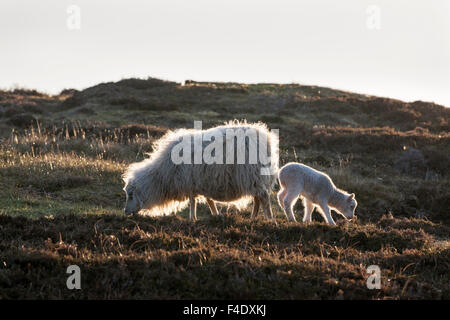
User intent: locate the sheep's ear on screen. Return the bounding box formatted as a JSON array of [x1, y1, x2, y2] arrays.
[[348, 193, 355, 200]]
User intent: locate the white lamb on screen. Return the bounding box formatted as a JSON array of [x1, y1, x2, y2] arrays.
[[277, 162, 357, 225]]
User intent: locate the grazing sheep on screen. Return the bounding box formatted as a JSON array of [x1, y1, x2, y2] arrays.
[[122, 121, 278, 222], [277, 162, 357, 225]]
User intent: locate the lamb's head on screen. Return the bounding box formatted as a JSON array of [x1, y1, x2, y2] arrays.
[[340, 193, 357, 219], [123, 181, 143, 216]]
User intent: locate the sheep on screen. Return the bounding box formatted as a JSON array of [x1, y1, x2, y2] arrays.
[[277, 162, 357, 225], [122, 121, 279, 222]]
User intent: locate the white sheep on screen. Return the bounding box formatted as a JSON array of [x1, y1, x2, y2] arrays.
[[122, 121, 278, 222], [277, 162, 357, 225]]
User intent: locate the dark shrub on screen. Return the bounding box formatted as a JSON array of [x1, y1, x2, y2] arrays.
[[116, 78, 177, 90], [60, 92, 85, 109], [3, 106, 25, 117], [383, 107, 421, 123], [12, 89, 44, 96], [394, 148, 426, 177], [60, 88, 79, 96], [423, 149, 450, 174], [362, 97, 405, 114], [110, 96, 178, 111], [8, 113, 36, 127]]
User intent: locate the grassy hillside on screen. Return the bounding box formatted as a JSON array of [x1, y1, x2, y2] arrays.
[[0, 78, 449, 299]]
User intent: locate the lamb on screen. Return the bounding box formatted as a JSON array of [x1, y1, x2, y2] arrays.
[[122, 121, 278, 222], [277, 162, 357, 225]]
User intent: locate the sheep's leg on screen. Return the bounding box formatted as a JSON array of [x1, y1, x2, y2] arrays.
[[251, 196, 260, 219], [282, 188, 301, 222], [206, 198, 219, 216], [257, 196, 269, 220], [189, 195, 197, 221], [318, 202, 336, 226], [277, 187, 288, 210], [260, 193, 277, 225], [302, 198, 315, 223]]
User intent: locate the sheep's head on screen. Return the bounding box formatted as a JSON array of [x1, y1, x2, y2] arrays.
[[123, 182, 142, 216], [342, 193, 357, 219]]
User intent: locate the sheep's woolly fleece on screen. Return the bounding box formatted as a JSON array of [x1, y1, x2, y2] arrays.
[[123, 120, 279, 216]]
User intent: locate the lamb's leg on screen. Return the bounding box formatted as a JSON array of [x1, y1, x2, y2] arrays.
[[189, 195, 197, 221], [206, 198, 219, 216], [251, 196, 260, 219], [302, 198, 315, 223], [277, 187, 288, 210], [318, 202, 336, 226], [260, 192, 277, 225], [282, 188, 301, 222]]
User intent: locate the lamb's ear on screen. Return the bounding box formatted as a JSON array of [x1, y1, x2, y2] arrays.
[[348, 193, 355, 201]]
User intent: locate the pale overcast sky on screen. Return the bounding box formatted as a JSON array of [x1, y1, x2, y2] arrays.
[[1, 0, 449, 106]]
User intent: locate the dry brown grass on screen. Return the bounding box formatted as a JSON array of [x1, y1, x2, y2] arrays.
[[0, 78, 448, 299], [1, 214, 448, 299]]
